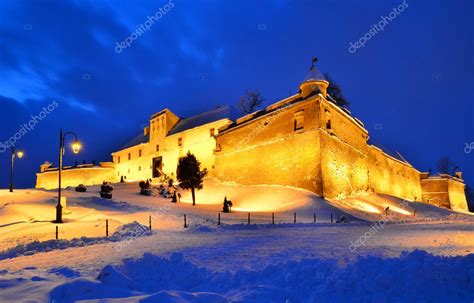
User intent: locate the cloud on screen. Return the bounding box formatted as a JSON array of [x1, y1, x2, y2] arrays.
[[67, 98, 97, 113], [179, 38, 208, 63], [0, 68, 48, 103]]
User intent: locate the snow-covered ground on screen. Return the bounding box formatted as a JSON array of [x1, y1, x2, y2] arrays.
[[0, 179, 473, 302]]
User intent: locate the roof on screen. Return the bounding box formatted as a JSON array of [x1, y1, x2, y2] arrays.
[[167, 105, 240, 136], [219, 94, 304, 134], [117, 105, 240, 151], [303, 65, 326, 83], [368, 139, 411, 166], [120, 132, 149, 150], [150, 108, 172, 119]]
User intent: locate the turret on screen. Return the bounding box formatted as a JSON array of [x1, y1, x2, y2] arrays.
[[300, 57, 329, 98]]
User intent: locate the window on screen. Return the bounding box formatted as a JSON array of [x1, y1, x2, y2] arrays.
[[210, 128, 215, 137], [293, 110, 304, 131], [118, 156, 121, 164], [139, 149, 142, 157], [326, 119, 332, 130], [156, 144, 160, 152], [325, 109, 331, 130], [128, 153, 131, 160], [138, 166, 141, 171], [178, 137, 183, 146], [128, 168, 130, 174]]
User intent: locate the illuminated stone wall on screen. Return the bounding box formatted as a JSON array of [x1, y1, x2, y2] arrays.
[[160, 119, 232, 178], [367, 146, 422, 202], [215, 97, 323, 195], [319, 132, 369, 199], [318, 101, 369, 199], [421, 176, 467, 211], [111, 119, 231, 182], [421, 177, 452, 208], [36, 166, 115, 189], [448, 179, 468, 211], [113, 144, 151, 182], [215, 93, 467, 211]]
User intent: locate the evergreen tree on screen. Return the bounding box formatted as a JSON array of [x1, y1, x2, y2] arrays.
[[176, 151, 208, 206], [323, 73, 349, 108]]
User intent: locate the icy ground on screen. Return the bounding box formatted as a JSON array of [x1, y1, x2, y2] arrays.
[[0, 179, 473, 302]]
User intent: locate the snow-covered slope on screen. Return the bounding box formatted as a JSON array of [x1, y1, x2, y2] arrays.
[[1, 178, 473, 303], [1, 178, 472, 252]]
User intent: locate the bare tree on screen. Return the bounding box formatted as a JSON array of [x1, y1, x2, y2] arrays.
[[436, 156, 457, 175], [238, 90, 265, 114], [324, 73, 349, 108]]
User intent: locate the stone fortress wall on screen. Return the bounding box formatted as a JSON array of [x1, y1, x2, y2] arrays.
[[36, 163, 115, 190], [35, 64, 468, 211], [214, 93, 426, 203], [214, 72, 467, 211], [214, 96, 323, 196]]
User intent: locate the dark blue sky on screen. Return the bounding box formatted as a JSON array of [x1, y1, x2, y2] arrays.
[[0, 0, 472, 189]]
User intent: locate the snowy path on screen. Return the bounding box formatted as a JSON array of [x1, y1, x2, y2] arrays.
[[1, 222, 474, 302], [1, 223, 473, 276]]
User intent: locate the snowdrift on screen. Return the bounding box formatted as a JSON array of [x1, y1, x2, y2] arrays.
[[0, 222, 151, 260], [176, 178, 321, 211], [330, 193, 474, 222], [177, 178, 472, 223], [47, 251, 474, 303]]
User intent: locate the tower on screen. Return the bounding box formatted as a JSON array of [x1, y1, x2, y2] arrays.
[[299, 57, 329, 98]]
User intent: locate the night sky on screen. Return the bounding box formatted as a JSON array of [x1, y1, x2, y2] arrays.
[[0, 0, 472, 189]]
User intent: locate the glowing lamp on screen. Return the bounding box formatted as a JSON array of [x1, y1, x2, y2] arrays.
[[16, 150, 24, 159], [72, 141, 81, 154]]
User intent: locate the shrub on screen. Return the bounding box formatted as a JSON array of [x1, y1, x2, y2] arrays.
[[75, 184, 87, 192]]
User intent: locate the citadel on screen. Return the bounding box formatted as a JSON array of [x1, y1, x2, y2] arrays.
[[36, 62, 469, 211]]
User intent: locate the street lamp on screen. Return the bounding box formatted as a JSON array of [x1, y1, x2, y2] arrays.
[[56, 129, 81, 223], [9, 146, 24, 192]]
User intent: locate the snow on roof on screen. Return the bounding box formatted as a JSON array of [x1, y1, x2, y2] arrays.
[[302, 65, 326, 83], [150, 108, 172, 119], [120, 132, 149, 150], [368, 139, 412, 166], [167, 105, 240, 136], [118, 105, 240, 150]]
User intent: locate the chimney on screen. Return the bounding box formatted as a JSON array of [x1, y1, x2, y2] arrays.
[[144, 126, 150, 136]]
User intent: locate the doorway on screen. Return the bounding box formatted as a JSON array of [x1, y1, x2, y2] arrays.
[[152, 156, 163, 178]]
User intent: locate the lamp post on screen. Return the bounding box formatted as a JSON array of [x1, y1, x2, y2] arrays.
[[56, 129, 81, 223], [9, 146, 24, 192]]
